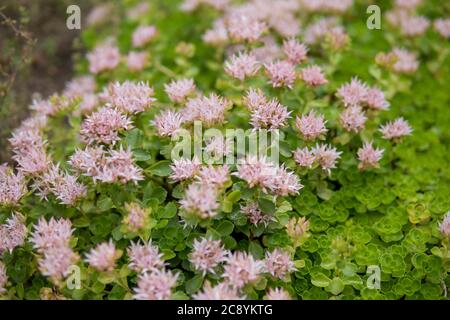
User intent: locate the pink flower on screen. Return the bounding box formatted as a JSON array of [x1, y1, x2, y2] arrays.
[[265, 287, 291, 300], [180, 183, 219, 219], [101, 81, 156, 114], [264, 60, 297, 88], [87, 42, 120, 74], [226, 14, 267, 42], [124, 203, 149, 232], [0, 213, 27, 254], [86, 4, 113, 26], [251, 36, 282, 64], [204, 136, 233, 159], [223, 251, 263, 289], [339, 106, 367, 133], [224, 52, 260, 80], [434, 19, 450, 39], [133, 269, 178, 300], [0, 262, 7, 293], [241, 202, 274, 227], [203, 19, 229, 45], [379, 118, 413, 140], [96, 147, 144, 184], [183, 93, 231, 127], [127, 241, 165, 273], [170, 157, 202, 182], [126, 51, 149, 71], [400, 15, 430, 37], [69, 146, 105, 178], [357, 141, 384, 170], [30, 217, 73, 252], [312, 144, 342, 173], [264, 249, 296, 279], [243, 88, 267, 111], [193, 282, 245, 300], [76, 93, 99, 116], [250, 98, 291, 130], [395, 0, 423, 10], [282, 39, 308, 64], [293, 147, 315, 168], [132, 25, 157, 48], [304, 17, 339, 44], [151, 110, 184, 138], [295, 111, 328, 140], [392, 48, 419, 74], [38, 245, 79, 281], [80, 106, 133, 145], [63, 76, 96, 98], [300, 65, 328, 87], [325, 27, 350, 50], [164, 78, 196, 103], [196, 165, 230, 188], [86, 240, 120, 272], [365, 87, 390, 110], [0, 166, 27, 206], [439, 212, 450, 238], [51, 171, 87, 206], [189, 238, 228, 275], [336, 77, 368, 107], [271, 165, 303, 196], [234, 156, 278, 193]]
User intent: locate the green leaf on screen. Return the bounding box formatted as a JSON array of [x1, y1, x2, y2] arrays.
[[133, 149, 151, 162], [258, 198, 275, 215], [226, 190, 241, 203], [216, 220, 234, 236], [185, 275, 203, 295], [147, 160, 172, 177], [161, 202, 177, 218], [311, 273, 331, 287], [326, 277, 345, 295]]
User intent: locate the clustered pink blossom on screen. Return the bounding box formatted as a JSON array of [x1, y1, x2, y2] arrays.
[[301, 0, 353, 13], [264, 249, 296, 279], [204, 136, 233, 159], [282, 39, 308, 64], [264, 60, 296, 88], [203, 19, 229, 45], [224, 52, 260, 80], [100, 81, 156, 114], [379, 118, 413, 141], [234, 156, 302, 196], [265, 287, 291, 300], [196, 165, 230, 188], [434, 19, 450, 39], [170, 157, 202, 182], [189, 238, 228, 275], [127, 241, 165, 273], [133, 269, 178, 300], [226, 14, 267, 43], [439, 212, 450, 238], [249, 98, 291, 130], [0, 213, 27, 254], [357, 141, 384, 170], [295, 111, 328, 140], [222, 251, 263, 289], [69, 146, 143, 184], [151, 110, 184, 137], [164, 78, 196, 103], [336, 77, 368, 107], [63, 76, 96, 98], [293, 147, 315, 168], [251, 36, 282, 64], [38, 245, 79, 280], [86, 4, 113, 27], [311, 144, 342, 174], [391, 48, 419, 74], [300, 65, 328, 87], [126, 51, 149, 72], [30, 217, 73, 252], [193, 282, 244, 300], [243, 88, 267, 111], [399, 15, 430, 37], [183, 94, 231, 127], [304, 17, 339, 45], [339, 106, 367, 133], [240, 202, 273, 227], [365, 87, 390, 110], [86, 240, 119, 272], [395, 0, 423, 10], [124, 202, 148, 232], [179, 183, 219, 218], [87, 42, 120, 74], [132, 25, 157, 48], [0, 165, 27, 206], [0, 262, 8, 294], [80, 106, 133, 145]]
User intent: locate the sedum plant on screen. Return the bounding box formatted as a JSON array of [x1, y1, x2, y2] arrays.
[[0, 0, 450, 300]]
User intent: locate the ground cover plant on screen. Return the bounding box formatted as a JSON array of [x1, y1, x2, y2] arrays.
[[0, 0, 450, 300]]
